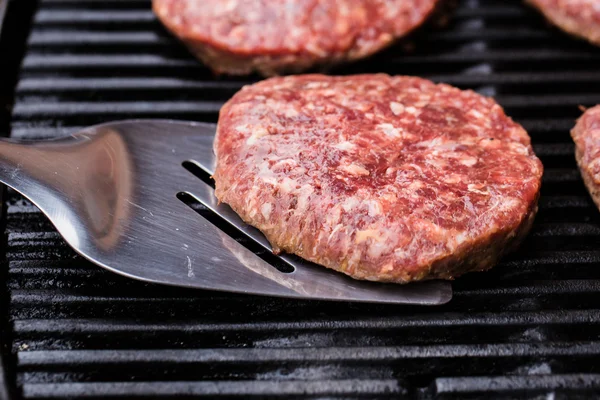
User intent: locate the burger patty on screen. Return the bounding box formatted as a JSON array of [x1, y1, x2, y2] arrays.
[[213, 74, 543, 284], [571, 105, 600, 209], [153, 0, 438, 77], [527, 0, 600, 46]]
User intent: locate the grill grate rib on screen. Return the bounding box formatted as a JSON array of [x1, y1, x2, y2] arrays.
[[2, 0, 600, 398]]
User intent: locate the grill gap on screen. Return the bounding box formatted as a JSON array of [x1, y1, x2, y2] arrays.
[[181, 160, 214, 189]]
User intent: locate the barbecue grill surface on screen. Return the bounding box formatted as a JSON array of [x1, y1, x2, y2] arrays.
[[2, 0, 600, 398]]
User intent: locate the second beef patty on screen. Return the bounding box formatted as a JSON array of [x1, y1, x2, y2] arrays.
[[153, 0, 439, 76]]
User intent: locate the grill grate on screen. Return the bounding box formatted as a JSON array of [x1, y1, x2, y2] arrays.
[[2, 0, 600, 398]]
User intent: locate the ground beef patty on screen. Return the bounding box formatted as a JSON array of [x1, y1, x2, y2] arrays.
[[152, 0, 438, 77], [572, 105, 600, 209], [527, 0, 600, 46], [213, 74, 543, 283]]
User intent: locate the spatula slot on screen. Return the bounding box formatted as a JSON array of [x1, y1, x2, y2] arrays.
[[176, 192, 295, 274], [182, 160, 214, 189]]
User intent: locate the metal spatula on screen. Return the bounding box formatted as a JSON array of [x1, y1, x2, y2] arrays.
[[0, 119, 451, 305]]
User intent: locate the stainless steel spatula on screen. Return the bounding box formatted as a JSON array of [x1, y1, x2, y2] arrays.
[[0, 119, 452, 304]]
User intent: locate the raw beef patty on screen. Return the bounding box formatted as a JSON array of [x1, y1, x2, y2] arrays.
[[528, 0, 600, 46], [153, 0, 439, 76], [213, 74, 543, 283], [572, 105, 600, 209]]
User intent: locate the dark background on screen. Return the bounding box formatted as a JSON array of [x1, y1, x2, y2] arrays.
[[2, 0, 600, 398]]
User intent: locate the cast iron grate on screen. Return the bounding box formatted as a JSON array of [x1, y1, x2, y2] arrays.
[[2, 0, 600, 398]]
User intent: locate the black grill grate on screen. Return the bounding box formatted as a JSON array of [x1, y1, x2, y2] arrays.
[[2, 0, 600, 398]]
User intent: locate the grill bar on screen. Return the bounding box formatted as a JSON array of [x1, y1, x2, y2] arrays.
[[22, 380, 403, 399], [17, 343, 600, 365], [19, 50, 600, 71], [34, 10, 155, 24], [435, 375, 600, 397], [16, 72, 600, 92], [12, 309, 600, 332]]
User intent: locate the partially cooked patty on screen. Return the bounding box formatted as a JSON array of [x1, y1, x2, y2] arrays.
[[153, 0, 438, 77], [213, 74, 543, 283], [527, 0, 600, 46], [572, 105, 600, 209]]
